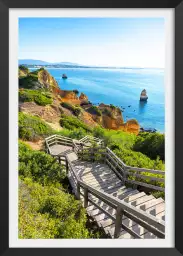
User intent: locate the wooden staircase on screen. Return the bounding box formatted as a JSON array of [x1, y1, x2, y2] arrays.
[[45, 135, 165, 239]]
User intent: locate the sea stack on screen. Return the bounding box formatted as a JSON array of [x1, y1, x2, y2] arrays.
[[62, 74, 67, 79], [140, 89, 148, 101]]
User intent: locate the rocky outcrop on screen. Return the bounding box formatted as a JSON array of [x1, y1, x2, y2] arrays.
[[121, 119, 140, 135], [62, 74, 67, 79], [98, 104, 124, 129], [19, 68, 59, 92], [19, 66, 29, 77], [38, 69, 59, 90], [19, 101, 62, 125], [60, 90, 78, 100], [80, 111, 99, 128], [140, 89, 148, 101], [79, 93, 88, 103], [18, 66, 140, 135]]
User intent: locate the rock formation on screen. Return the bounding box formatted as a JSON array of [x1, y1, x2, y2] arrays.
[[19, 68, 59, 92], [62, 74, 67, 79], [140, 89, 148, 101], [79, 93, 88, 103], [122, 119, 140, 135], [18, 66, 140, 135], [98, 104, 124, 130], [19, 65, 29, 77]]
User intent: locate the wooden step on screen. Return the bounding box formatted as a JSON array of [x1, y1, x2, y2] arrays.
[[146, 202, 165, 216], [101, 182, 124, 194], [124, 192, 146, 203], [140, 197, 164, 211], [82, 173, 115, 183], [117, 189, 139, 200], [82, 172, 117, 183], [156, 211, 165, 221], [131, 195, 154, 207]]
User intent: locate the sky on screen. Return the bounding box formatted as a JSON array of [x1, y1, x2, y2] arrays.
[[19, 18, 165, 68]]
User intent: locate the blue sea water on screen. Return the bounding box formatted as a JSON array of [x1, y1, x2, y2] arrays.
[[32, 68, 165, 132]]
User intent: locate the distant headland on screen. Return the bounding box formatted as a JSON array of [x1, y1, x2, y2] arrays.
[[19, 59, 163, 70]]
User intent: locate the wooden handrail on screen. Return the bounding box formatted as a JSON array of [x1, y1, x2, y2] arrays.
[[65, 155, 165, 238], [45, 135, 165, 238], [45, 135, 165, 191]]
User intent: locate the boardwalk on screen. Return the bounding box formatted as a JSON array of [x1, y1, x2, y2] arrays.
[[46, 135, 165, 239]]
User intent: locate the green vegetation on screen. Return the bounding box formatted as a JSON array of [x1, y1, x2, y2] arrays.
[[19, 74, 39, 89], [19, 68, 44, 89], [56, 128, 88, 140], [19, 177, 90, 238], [60, 114, 92, 133], [19, 141, 64, 186], [19, 89, 53, 106], [110, 104, 116, 109], [19, 141, 104, 238], [61, 102, 82, 117], [19, 65, 29, 74], [87, 106, 102, 116], [73, 89, 79, 95], [133, 132, 165, 160], [18, 67, 165, 235], [93, 126, 136, 149], [19, 112, 53, 141], [101, 108, 114, 118], [93, 126, 164, 169]]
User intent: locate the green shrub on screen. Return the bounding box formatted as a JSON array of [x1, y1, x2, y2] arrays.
[[102, 108, 114, 118], [19, 65, 29, 73], [110, 104, 116, 109], [87, 106, 102, 116], [60, 114, 92, 133], [19, 89, 53, 106], [73, 89, 79, 95], [113, 147, 165, 190], [19, 178, 90, 238], [61, 102, 82, 117], [56, 128, 88, 140], [19, 141, 65, 186], [93, 126, 136, 149], [19, 112, 53, 141], [133, 132, 165, 160]]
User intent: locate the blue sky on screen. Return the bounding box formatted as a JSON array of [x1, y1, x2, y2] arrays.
[[19, 18, 165, 68]]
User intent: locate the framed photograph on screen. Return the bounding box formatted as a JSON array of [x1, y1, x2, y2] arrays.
[[0, 0, 183, 255]]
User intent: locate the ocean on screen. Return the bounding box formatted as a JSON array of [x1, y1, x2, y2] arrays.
[[32, 68, 165, 132]]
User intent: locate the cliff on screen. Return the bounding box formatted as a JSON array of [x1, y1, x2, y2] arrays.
[[18, 67, 140, 135], [19, 68, 59, 92], [83, 103, 139, 134], [19, 65, 29, 77], [98, 104, 124, 129], [121, 119, 140, 135], [79, 93, 88, 103]]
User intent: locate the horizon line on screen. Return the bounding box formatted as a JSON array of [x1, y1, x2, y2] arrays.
[[18, 59, 164, 69]]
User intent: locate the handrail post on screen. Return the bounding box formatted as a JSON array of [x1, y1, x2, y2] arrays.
[[77, 183, 80, 200], [84, 187, 88, 208], [123, 166, 127, 184], [114, 206, 123, 238], [66, 159, 69, 174]]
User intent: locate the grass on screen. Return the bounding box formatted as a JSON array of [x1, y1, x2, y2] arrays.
[[19, 89, 53, 106], [87, 106, 102, 116], [60, 114, 92, 133], [19, 112, 53, 141]]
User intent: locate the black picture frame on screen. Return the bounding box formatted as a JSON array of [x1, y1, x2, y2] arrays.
[[0, 0, 182, 255]]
